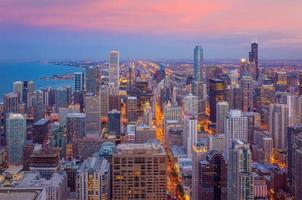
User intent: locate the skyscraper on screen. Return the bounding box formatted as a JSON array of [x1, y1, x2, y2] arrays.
[[55, 87, 68, 111], [4, 92, 19, 114], [126, 96, 138, 123], [100, 85, 109, 120], [108, 109, 121, 136], [193, 45, 203, 81], [32, 90, 45, 122], [228, 140, 254, 200], [109, 51, 120, 94], [209, 79, 225, 122], [86, 66, 100, 94], [216, 101, 229, 134], [112, 142, 167, 200], [85, 94, 101, 137], [13, 81, 24, 103], [183, 115, 198, 158], [249, 41, 259, 80], [224, 110, 248, 160], [240, 76, 253, 112], [269, 104, 289, 149], [74, 72, 85, 92], [200, 150, 227, 200], [183, 93, 198, 116], [287, 95, 302, 126], [6, 113, 26, 165], [66, 112, 86, 141], [77, 156, 110, 200]]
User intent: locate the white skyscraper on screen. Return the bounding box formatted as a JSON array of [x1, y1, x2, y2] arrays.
[[269, 104, 289, 149], [216, 101, 229, 134], [183, 93, 198, 116], [287, 95, 302, 126], [109, 51, 120, 94], [224, 109, 248, 160], [13, 81, 24, 103], [228, 140, 254, 200], [183, 115, 198, 159], [6, 113, 26, 165]]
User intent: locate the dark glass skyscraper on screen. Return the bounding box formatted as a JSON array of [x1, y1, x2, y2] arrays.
[[209, 79, 225, 122], [249, 41, 259, 80]]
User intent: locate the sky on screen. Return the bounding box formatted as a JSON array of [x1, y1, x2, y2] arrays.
[[0, 0, 302, 61]]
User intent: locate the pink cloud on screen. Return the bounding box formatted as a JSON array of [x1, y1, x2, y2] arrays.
[[0, 0, 301, 39]]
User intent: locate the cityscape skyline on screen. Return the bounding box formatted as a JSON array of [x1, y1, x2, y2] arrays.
[[1, 1, 302, 61]]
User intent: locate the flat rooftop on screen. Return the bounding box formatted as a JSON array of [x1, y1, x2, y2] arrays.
[[0, 188, 43, 200]]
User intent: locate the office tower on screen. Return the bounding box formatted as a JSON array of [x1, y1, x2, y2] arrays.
[[192, 138, 208, 200], [66, 86, 72, 105], [66, 113, 86, 141], [193, 45, 203, 81], [240, 76, 253, 112], [228, 140, 254, 200], [49, 122, 66, 156], [287, 126, 302, 192], [126, 96, 138, 123], [216, 101, 229, 134], [183, 93, 198, 116], [74, 72, 85, 92], [253, 130, 273, 163], [164, 103, 182, 122], [143, 102, 152, 126], [33, 118, 50, 144], [287, 95, 302, 126], [209, 79, 225, 122], [109, 50, 120, 93], [13, 81, 24, 103], [135, 125, 156, 143], [275, 72, 288, 92], [224, 110, 248, 160], [86, 66, 100, 94], [6, 113, 26, 165], [183, 115, 198, 159], [200, 150, 227, 200], [209, 134, 225, 152], [85, 94, 101, 137], [249, 41, 259, 80], [108, 109, 121, 136], [192, 80, 206, 119], [243, 112, 261, 144], [240, 58, 249, 77], [77, 156, 110, 200], [295, 148, 302, 200], [259, 84, 275, 124], [4, 92, 19, 114], [232, 85, 242, 110], [55, 87, 68, 111], [112, 142, 167, 200], [32, 90, 45, 122], [269, 104, 289, 149], [100, 85, 109, 120], [108, 94, 121, 111]]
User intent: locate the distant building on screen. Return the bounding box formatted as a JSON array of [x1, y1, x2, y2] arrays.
[[74, 72, 85, 92], [126, 96, 138, 123], [86, 66, 100, 94], [240, 76, 253, 112], [216, 101, 229, 134], [85, 94, 101, 137], [109, 51, 120, 94], [249, 41, 259, 80], [209, 79, 225, 122]]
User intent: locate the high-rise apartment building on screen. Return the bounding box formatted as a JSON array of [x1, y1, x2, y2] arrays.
[[4, 92, 19, 114], [216, 101, 229, 134], [13, 81, 24, 103], [240, 76, 253, 112], [112, 142, 167, 200], [77, 156, 110, 200], [224, 110, 248, 160], [228, 140, 254, 200], [269, 104, 289, 149], [109, 51, 120, 94]]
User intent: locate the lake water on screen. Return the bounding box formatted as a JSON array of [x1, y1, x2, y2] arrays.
[[0, 62, 84, 102]]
